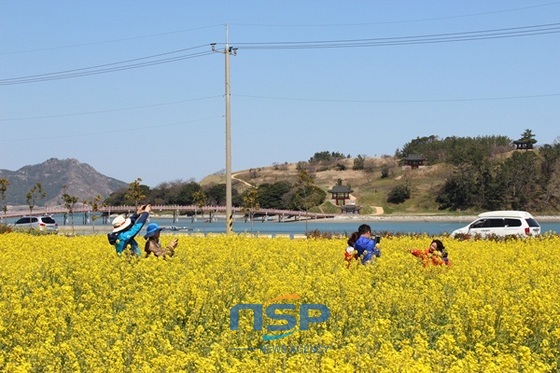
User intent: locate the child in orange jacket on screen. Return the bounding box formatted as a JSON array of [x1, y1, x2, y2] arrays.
[[344, 231, 360, 267], [410, 239, 450, 267]]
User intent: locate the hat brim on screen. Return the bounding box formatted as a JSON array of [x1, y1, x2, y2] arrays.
[[112, 218, 132, 233], [144, 228, 163, 239]]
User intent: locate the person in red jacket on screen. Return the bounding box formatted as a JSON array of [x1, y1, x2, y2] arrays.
[[410, 239, 450, 267]]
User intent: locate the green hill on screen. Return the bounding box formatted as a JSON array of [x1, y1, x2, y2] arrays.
[[201, 156, 463, 216]]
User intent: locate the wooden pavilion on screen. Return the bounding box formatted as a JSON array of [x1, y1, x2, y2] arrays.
[[402, 154, 426, 169], [327, 185, 353, 206], [339, 204, 362, 214]]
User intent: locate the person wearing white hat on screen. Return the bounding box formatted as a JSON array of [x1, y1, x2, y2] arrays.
[[108, 204, 152, 256], [143, 222, 178, 258]]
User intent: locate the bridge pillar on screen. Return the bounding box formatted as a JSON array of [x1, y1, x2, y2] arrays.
[[173, 210, 179, 224]]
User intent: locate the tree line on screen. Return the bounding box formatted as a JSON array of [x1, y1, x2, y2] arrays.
[[395, 130, 560, 212], [103, 169, 327, 214], [2, 131, 559, 217], [82, 133, 560, 214]]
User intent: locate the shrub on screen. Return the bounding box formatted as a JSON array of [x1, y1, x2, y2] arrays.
[[387, 184, 411, 204]]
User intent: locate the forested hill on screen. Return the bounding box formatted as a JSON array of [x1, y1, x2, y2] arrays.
[[3, 133, 559, 215], [0, 158, 127, 206], [199, 135, 560, 215]]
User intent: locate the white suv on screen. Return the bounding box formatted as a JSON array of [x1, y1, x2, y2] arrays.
[[13, 215, 59, 233], [451, 211, 541, 238]]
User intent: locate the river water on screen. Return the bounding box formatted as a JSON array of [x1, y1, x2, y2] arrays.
[[150, 218, 560, 236], [12, 214, 557, 237]]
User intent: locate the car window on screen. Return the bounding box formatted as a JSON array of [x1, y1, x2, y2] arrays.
[[470, 219, 486, 229], [15, 217, 30, 224], [484, 218, 504, 228], [505, 218, 521, 227], [526, 218, 540, 227], [30, 217, 38, 223], [41, 217, 56, 224]]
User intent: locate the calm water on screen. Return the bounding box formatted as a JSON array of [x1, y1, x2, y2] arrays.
[[149, 218, 560, 237], [150, 218, 470, 236], [9, 214, 559, 237]]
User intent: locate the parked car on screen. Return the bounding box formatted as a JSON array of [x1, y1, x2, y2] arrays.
[[451, 211, 541, 238], [13, 215, 59, 233]]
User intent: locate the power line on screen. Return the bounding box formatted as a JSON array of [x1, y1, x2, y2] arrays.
[[0, 46, 213, 85], [233, 93, 560, 104], [230, 22, 560, 50], [4, 2, 558, 55], [0, 25, 223, 55], [3, 22, 559, 86], [230, 2, 560, 27], [0, 116, 223, 143], [0, 96, 223, 122]]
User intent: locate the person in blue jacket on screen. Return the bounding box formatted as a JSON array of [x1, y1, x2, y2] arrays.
[[352, 224, 381, 264], [108, 204, 151, 256]]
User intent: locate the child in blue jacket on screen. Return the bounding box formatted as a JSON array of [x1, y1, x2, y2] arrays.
[[353, 224, 381, 265], [108, 204, 151, 256]]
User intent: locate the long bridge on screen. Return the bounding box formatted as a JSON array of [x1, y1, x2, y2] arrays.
[[1, 204, 337, 223]]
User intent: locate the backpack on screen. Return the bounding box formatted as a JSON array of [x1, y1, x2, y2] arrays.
[[107, 232, 119, 245]]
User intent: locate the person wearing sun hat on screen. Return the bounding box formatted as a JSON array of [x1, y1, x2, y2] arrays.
[[107, 204, 152, 256], [144, 222, 178, 258]]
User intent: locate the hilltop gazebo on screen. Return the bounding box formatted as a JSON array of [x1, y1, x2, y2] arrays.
[[402, 154, 426, 169], [327, 185, 353, 206], [513, 140, 534, 150]]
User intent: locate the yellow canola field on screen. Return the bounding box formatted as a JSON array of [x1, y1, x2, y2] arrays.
[[1, 233, 559, 372]]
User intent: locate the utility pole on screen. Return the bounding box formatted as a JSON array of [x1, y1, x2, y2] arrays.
[[212, 24, 237, 234]]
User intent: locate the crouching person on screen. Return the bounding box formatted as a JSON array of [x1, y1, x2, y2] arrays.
[[144, 223, 178, 258], [353, 224, 381, 265]]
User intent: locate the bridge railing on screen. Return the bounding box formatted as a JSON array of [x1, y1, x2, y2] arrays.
[[1, 205, 337, 220]]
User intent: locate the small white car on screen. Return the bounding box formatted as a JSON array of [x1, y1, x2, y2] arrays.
[[13, 215, 59, 233], [451, 211, 541, 238]]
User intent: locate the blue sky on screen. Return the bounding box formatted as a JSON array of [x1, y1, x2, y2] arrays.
[[1, 1, 559, 187]]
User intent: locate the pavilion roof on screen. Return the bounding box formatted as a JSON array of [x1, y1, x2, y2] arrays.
[[402, 154, 426, 161], [328, 185, 353, 193]]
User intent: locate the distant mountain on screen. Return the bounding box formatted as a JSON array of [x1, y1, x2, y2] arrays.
[[0, 158, 128, 206]]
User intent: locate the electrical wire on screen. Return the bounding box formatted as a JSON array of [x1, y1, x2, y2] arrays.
[[229, 22, 560, 50], [0, 96, 223, 122], [233, 93, 560, 104], [0, 46, 214, 85], [0, 116, 224, 143], [2, 22, 559, 86], [230, 1, 560, 27], [0, 25, 223, 55]]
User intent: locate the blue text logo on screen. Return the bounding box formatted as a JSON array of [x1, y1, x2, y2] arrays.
[[230, 294, 330, 341]]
